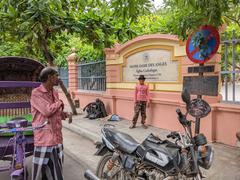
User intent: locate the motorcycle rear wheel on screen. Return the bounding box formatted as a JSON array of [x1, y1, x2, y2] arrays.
[[96, 152, 132, 180]]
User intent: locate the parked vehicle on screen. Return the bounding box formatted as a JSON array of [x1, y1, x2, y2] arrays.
[[0, 117, 47, 180], [94, 89, 214, 180]]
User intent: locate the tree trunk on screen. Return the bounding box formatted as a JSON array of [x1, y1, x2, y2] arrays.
[[40, 38, 78, 115], [59, 80, 77, 115], [40, 39, 54, 66]]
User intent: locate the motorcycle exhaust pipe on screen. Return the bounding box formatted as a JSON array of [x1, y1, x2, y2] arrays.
[[84, 170, 100, 180]]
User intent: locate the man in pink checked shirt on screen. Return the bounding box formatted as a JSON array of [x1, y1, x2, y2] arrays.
[[30, 67, 70, 180], [129, 75, 150, 129]]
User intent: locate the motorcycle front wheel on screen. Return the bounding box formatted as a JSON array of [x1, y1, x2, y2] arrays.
[[96, 152, 133, 180]]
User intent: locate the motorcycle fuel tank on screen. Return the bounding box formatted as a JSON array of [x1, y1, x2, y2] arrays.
[[136, 134, 182, 173]]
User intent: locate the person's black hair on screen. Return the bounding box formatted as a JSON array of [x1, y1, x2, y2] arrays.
[[39, 67, 58, 83]]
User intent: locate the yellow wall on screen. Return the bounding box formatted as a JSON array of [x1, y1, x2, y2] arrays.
[[106, 38, 185, 92]]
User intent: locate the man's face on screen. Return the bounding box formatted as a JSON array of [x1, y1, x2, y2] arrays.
[[139, 79, 145, 85], [49, 73, 60, 86]]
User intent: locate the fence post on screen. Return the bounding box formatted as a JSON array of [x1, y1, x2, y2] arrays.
[[67, 48, 78, 92], [232, 30, 236, 102]]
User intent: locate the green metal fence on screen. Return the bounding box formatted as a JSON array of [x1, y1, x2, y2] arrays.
[[77, 61, 106, 91]]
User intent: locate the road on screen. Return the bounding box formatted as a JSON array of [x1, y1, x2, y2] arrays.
[[0, 127, 99, 180], [1, 128, 240, 180], [63, 128, 240, 180], [0, 148, 88, 180]]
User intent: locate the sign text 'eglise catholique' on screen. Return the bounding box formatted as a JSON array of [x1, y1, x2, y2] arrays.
[[123, 49, 179, 82]]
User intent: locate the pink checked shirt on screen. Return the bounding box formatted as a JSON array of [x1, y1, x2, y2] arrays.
[[134, 84, 150, 103], [30, 85, 64, 147]]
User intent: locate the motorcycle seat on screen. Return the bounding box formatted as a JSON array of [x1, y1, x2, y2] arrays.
[[103, 128, 139, 154]]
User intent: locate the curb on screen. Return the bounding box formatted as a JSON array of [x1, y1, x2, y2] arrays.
[[62, 121, 100, 143]]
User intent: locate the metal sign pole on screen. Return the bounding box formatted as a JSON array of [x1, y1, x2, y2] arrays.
[[185, 25, 220, 135], [195, 63, 204, 134]]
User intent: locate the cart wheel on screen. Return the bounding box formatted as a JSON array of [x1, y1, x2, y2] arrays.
[[11, 167, 31, 180], [11, 175, 24, 180]]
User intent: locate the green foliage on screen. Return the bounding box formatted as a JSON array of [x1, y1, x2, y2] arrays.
[[111, 0, 154, 23], [52, 33, 103, 67], [220, 23, 240, 82], [163, 0, 240, 39], [223, 4, 240, 27], [224, 23, 240, 37], [1, 0, 240, 67], [0, 0, 153, 65], [0, 36, 44, 61], [131, 14, 170, 35], [0, 41, 27, 57]]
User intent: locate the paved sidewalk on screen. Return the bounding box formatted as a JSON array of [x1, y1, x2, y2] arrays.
[[63, 112, 240, 180], [63, 113, 171, 142]]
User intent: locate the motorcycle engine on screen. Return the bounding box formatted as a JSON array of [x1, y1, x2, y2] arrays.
[[122, 155, 168, 179], [138, 167, 163, 179], [137, 134, 182, 173], [122, 155, 136, 172]]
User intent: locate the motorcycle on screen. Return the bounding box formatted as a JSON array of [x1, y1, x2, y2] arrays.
[[94, 89, 214, 180]]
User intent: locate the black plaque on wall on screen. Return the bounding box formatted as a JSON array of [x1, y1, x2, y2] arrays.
[[183, 76, 219, 96], [188, 65, 215, 73]]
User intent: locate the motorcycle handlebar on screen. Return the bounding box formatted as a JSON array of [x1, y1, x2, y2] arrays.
[[176, 108, 189, 126], [0, 121, 48, 134], [167, 131, 179, 139], [0, 124, 8, 129], [166, 134, 172, 138], [176, 108, 183, 118]]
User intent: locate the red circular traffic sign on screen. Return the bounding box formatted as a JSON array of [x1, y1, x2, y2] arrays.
[[186, 25, 220, 64]]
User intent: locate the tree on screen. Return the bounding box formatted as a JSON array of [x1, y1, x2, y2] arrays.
[[163, 0, 240, 39], [0, 0, 153, 114], [111, 0, 154, 23], [161, 0, 240, 83], [0, 0, 153, 64], [0, 0, 108, 66], [223, 5, 240, 27]]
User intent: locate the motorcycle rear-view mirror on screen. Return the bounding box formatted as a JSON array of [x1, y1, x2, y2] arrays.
[[181, 88, 191, 106]]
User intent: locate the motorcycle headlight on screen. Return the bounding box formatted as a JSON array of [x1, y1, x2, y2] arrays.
[[197, 145, 214, 169]]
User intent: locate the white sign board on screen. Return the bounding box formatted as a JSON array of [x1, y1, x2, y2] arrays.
[[123, 49, 179, 82]]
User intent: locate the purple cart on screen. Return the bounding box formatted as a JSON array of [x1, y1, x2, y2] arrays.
[[0, 56, 44, 179]]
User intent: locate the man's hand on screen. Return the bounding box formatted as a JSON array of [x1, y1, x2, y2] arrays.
[[62, 112, 73, 124], [59, 100, 64, 111], [147, 102, 150, 108], [61, 112, 68, 120]]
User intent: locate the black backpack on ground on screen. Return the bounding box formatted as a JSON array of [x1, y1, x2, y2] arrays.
[[83, 98, 108, 119]]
